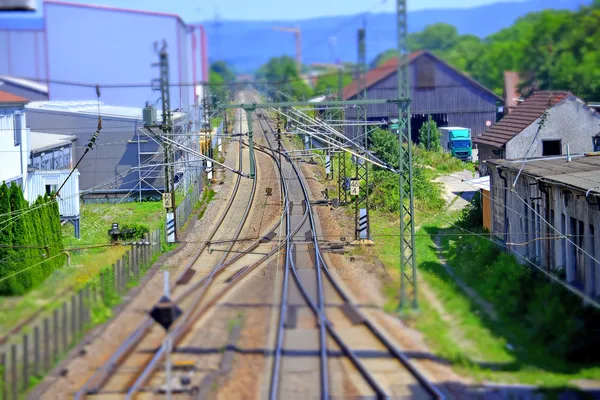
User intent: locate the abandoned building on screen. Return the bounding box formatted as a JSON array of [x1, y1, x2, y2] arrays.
[[476, 91, 600, 175], [487, 155, 600, 298]]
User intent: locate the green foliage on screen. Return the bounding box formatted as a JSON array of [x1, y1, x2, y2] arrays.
[[457, 192, 484, 229], [256, 56, 313, 100], [118, 223, 150, 240], [210, 60, 236, 84], [313, 70, 352, 96], [417, 116, 442, 151], [413, 145, 472, 174], [370, 128, 400, 168], [209, 61, 236, 106], [0, 186, 64, 295], [447, 228, 600, 362], [408, 23, 460, 52]]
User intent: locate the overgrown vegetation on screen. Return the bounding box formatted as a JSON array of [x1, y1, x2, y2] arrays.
[[368, 128, 465, 213], [0, 183, 64, 295], [447, 196, 600, 362], [417, 116, 442, 152]]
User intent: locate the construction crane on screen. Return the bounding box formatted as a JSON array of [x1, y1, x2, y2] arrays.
[[273, 26, 302, 74]]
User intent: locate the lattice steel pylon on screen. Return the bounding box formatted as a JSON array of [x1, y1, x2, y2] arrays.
[[397, 0, 418, 310], [354, 28, 370, 241]]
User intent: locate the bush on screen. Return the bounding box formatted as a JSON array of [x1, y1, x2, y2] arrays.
[[418, 116, 442, 151], [457, 193, 483, 229], [447, 232, 600, 362], [118, 223, 150, 240]]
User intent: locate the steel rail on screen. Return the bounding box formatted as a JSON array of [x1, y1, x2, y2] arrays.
[[258, 106, 444, 399], [73, 138, 247, 398], [125, 133, 258, 397]]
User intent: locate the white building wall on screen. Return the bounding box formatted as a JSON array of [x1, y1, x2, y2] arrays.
[[26, 170, 80, 217], [0, 107, 28, 192], [505, 97, 600, 159]]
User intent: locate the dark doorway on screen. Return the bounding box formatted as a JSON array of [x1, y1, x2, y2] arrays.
[[411, 113, 448, 143], [542, 139, 562, 156]]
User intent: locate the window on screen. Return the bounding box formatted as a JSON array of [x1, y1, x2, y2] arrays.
[[45, 184, 57, 196], [542, 139, 561, 156], [593, 136, 600, 152], [13, 112, 22, 146]]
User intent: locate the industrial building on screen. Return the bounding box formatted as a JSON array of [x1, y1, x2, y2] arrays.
[[342, 50, 502, 140], [0, 76, 48, 101], [487, 155, 600, 298], [0, 91, 81, 236], [0, 0, 208, 108], [476, 91, 600, 175], [24, 100, 200, 201]]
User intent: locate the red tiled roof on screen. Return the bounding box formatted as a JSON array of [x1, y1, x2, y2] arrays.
[[342, 50, 501, 101], [0, 91, 28, 104], [504, 71, 521, 110], [474, 91, 571, 148]]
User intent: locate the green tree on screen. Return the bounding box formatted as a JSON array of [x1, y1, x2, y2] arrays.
[[313, 70, 352, 97], [256, 56, 313, 100], [208, 69, 228, 106], [0, 182, 16, 294], [209, 60, 236, 83], [370, 128, 400, 168], [418, 116, 441, 151], [408, 23, 460, 52]]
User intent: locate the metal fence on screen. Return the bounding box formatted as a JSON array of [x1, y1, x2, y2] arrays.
[[176, 176, 203, 232], [0, 229, 162, 400]]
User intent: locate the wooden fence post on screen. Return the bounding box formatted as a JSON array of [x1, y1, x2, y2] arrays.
[[78, 291, 84, 334], [1, 352, 7, 400], [22, 334, 28, 391], [33, 326, 40, 378], [53, 309, 59, 361], [100, 269, 105, 301], [43, 317, 50, 372], [61, 303, 68, 353], [70, 295, 77, 344], [122, 254, 128, 289], [10, 344, 17, 400]]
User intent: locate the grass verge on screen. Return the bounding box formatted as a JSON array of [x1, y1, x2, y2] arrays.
[[372, 210, 600, 387]]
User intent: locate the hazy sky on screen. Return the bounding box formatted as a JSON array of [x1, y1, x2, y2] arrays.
[[18, 0, 531, 21]]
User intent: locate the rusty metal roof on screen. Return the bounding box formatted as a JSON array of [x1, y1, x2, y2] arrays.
[[0, 90, 28, 104], [474, 91, 571, 148], [487, 154, 600, 192]]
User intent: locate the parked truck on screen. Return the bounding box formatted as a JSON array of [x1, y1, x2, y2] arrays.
[[440, 127, 473, 162]]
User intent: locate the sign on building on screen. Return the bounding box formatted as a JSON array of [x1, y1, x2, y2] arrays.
[[350, 179, 360, 196]]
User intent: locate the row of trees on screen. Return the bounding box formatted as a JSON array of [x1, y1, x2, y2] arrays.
[[0, 183, 64, 295], [373, 1, 600, 99]]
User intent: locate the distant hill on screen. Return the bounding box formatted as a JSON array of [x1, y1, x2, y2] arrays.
[[0, 0, 588, 73], [200, 0, 587, 72]]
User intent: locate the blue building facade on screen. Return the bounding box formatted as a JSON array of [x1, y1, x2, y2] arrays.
[[0, 1, 207, 109]]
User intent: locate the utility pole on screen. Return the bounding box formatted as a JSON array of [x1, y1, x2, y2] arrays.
[[354, 28, 371, 242], [158, 43, 178, 243], [397, 0, 418, 310], [338, 64, 349, 205]]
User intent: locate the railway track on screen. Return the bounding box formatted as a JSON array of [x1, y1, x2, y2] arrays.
[[73, 92, 444, 399], [74, 108, 268, 398], [255, 105, 444, 399]]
